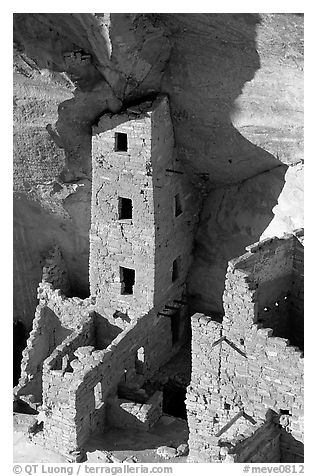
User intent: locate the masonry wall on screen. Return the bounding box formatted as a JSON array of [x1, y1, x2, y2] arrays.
[[225, 420, 281, 463], [187, 313, 304, 462], [105, 391, 163, 431], [40, 310, 172, 455], [239, 235, 294, 339], [227, 233, 304, 346], [186, 232, 304, 463], [39, 316, 95, 456], [289, 234, 304, 349], [14, 305, 71, 403], [15, 260, 96, 404], [151, 97, 199, 311], [41, 245, 71, 295], [91, 103, 155, 324], [37, 281, 95, 330], [90, 95, 199, 327]]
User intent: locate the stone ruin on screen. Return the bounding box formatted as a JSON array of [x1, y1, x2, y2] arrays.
[[13, 95, 304, 463], [187, 229, 304, 463]]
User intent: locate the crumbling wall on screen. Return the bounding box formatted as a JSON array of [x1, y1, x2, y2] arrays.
[[186, 315, 223, 462], [226, 232, 304, 346], [14, 305, 72, 403], [41, 245, 71, 295], [14, 253, 96, 404], [224, 419, 281, 463], [289, 231, 304, 349], [105, 391, 163, 431], [186, 232, 304, 463], [187, 312, 304, 463], [38, 316, 95, 456], [37, 281, 95, 330], [73, 311, 172, 450], [238, 235, 294, 338], [40, 310, 172, 456]]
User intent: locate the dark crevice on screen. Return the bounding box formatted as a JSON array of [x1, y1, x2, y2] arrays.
[[13, 320, 28, 386]]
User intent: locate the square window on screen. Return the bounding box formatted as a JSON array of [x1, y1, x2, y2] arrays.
[[120, 266, 135, 295], [115, 132, 128, 152], [118, 197, 132, 220]]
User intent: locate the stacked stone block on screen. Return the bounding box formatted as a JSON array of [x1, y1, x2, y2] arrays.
[[186, 315, 223, 462], [105, 391, 163, 431], [39, 316, 95, 456], [91, 95, 199, 325], [186, 231, 304, 463], [14, 305, 71, 403], [226, 420, 281, 463], [15, 95, 202, 459], [37, 281, 95, 330], [38, 309, 172, 456], [289, 231, 304, 349], [41, 245, 71, 295], [14, 259, 98, 406]]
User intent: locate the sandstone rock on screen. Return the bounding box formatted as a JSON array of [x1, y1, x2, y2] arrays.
[[13, 13, 303, 326], [86, 450, 112, 462], [176, 443, 189, 456], [156, 446, 177, 459], [123, 456, 138, 463], [74, 346, 95, 358]]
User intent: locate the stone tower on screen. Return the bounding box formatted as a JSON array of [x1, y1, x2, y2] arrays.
[[90, 95, 199, 327]]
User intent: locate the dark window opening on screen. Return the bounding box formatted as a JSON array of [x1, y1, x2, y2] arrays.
[[115, 132, 128, 152], [171, 309, 181, 345], [120, 267, 135, 295], [29, 421, 44, 435], [13, 320, 27, 386], [118, 197, 132, 220], [174, 193, 183, 217], [224, 403, 231, 410], [172, 258, 180, 282], [163, 381, 187, 420]]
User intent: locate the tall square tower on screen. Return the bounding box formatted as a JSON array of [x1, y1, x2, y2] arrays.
[[90, 95, 198, 325]]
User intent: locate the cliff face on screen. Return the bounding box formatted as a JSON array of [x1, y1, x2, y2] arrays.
[[13, 13, 304, 325]]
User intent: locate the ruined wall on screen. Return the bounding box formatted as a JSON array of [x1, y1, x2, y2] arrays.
[[289, 232, 304, 349], [40, 310, 172, 456], [13, 14, 304, 327], [225, 420, 281, 463], [91, 95, 199, 326], [14, 251, 96, 404], [187, 313, 304, 463], [38, 317, 95, 456], [238, 235, 294, 341], [37, 281, 95, 330], [186, 232, 304, 463], [41, 246, 71, 295], [105, 391, 163, 431], [14, 305, 71, 403], [226, 232, 304, 346]]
